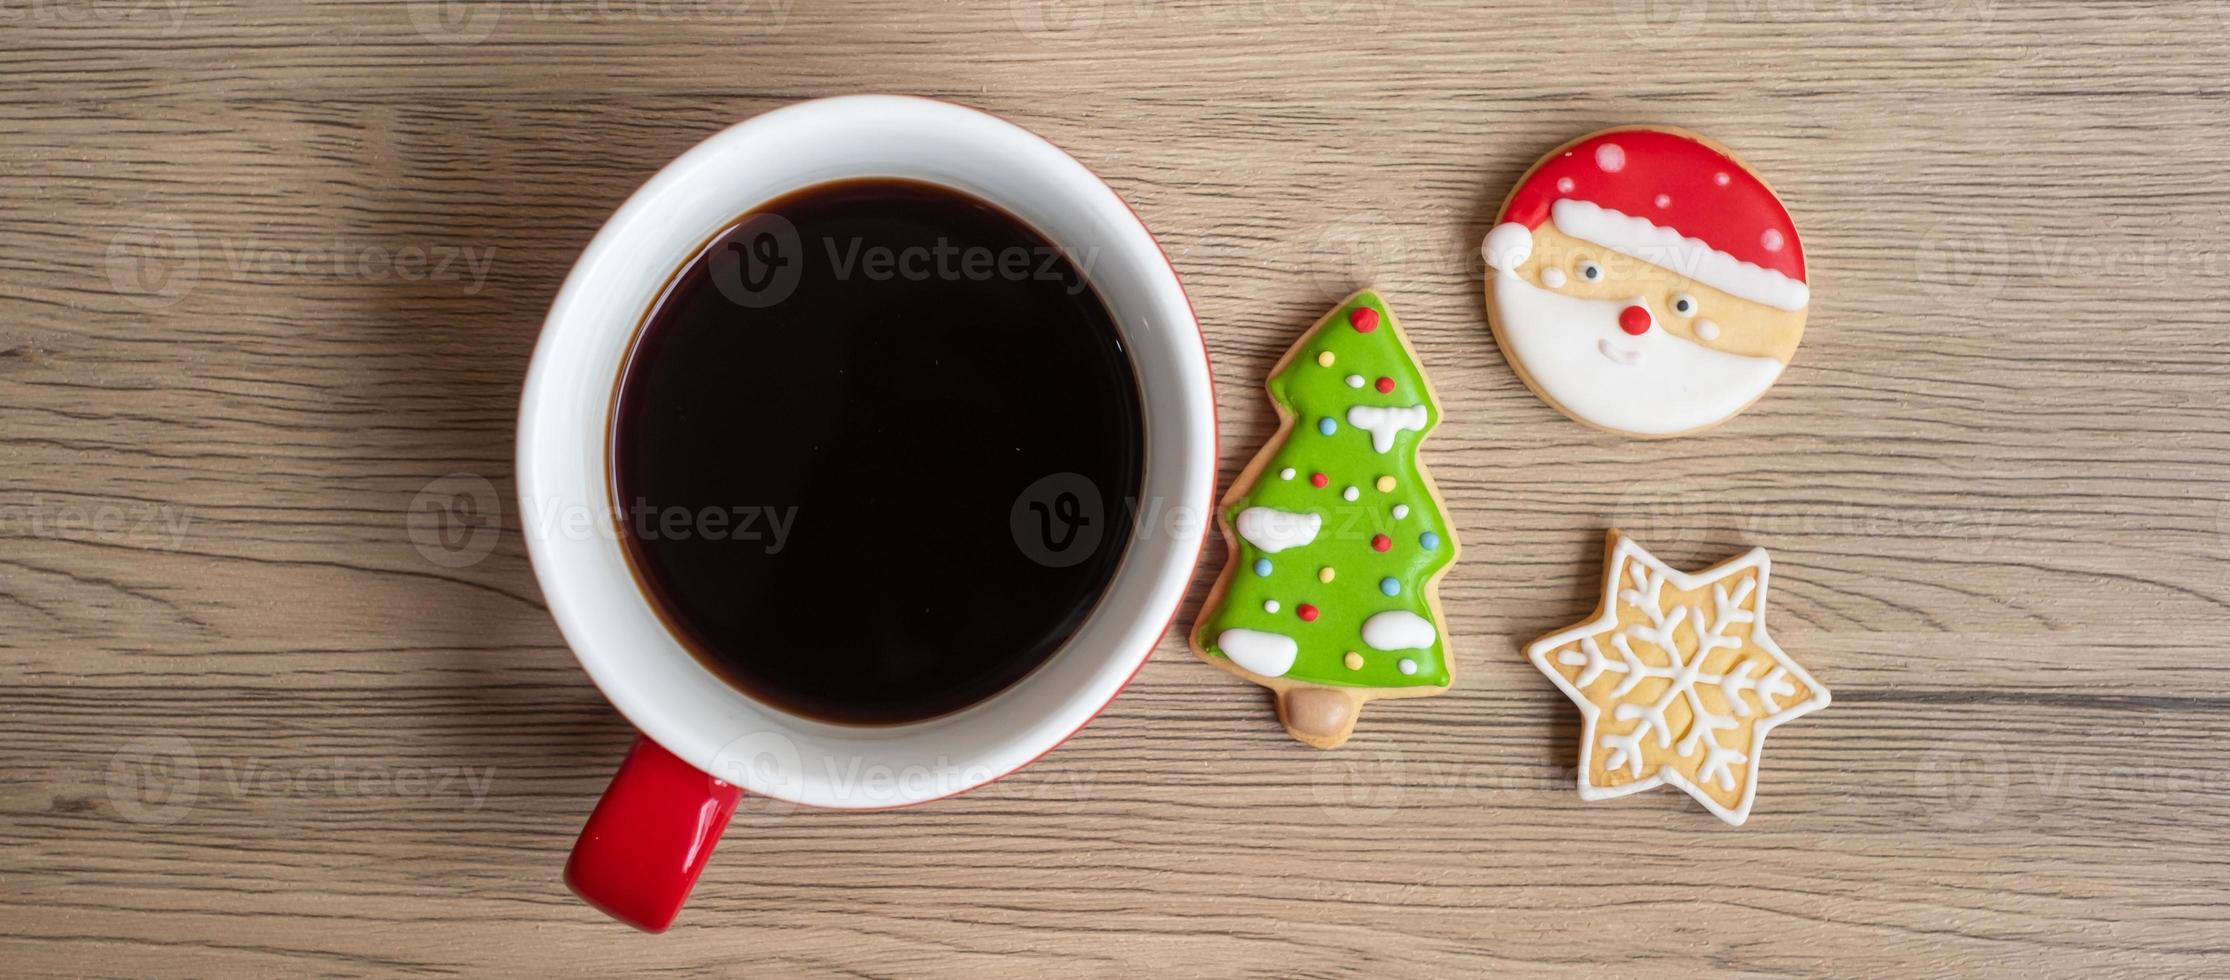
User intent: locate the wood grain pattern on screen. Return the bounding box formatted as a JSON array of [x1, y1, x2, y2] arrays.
[[6, 0, 2229, 974]]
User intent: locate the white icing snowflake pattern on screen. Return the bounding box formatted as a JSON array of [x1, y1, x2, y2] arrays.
[[1528, 533, 1829, 826]]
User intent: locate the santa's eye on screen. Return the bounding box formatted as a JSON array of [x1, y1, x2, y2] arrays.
[[1671, 293, 1698, 316], [1577, 260, 1603, 282]]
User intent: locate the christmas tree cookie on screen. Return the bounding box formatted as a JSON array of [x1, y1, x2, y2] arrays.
[[1191, 289, 1459, 749]]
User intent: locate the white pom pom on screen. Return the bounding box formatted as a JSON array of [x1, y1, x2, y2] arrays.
[[1482, 222, 1533, 272]]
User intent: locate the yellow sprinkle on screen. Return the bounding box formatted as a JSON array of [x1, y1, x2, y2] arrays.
[[1318, 566, 1335, 583], [1316, 351, 1335, 367], [1375, 475, 1396, 492], [1344, 652, 1364, 670]]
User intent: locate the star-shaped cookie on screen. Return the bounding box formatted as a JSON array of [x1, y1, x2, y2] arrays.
[[1529, 530, 1829, 825]]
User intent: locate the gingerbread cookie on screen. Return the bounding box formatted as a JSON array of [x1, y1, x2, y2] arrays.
[[1191, 289, 1458, 749], [1481, 127, 1809, 438], [1528, 531, 1829, 825]]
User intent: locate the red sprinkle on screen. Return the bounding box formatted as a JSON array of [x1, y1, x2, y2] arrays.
[[1348, 307, 1379, 332], [1297, 603, 1320, 622], [1309, 472, 1328, 488], [1374, 376, 1394, 394], [1371, 534, 1392, 552]]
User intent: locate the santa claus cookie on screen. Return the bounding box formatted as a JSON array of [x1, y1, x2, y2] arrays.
[[1191, 289, 1459, 749], [1481, 127, 1809, 437]]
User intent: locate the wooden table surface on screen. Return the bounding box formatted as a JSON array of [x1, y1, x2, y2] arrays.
[[8, 1, 2230, 975]]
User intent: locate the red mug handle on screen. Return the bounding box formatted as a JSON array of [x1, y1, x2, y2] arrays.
[[565, 734, 742, 932]]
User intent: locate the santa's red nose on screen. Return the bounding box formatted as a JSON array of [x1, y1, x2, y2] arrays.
[[1618, 305, 1652, 335]]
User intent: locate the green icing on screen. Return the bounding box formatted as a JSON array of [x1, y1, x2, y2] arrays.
[[1194, 290, 1458, 689]]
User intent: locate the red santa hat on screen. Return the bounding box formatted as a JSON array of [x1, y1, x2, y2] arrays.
[[1482, 129, 1808, 311]]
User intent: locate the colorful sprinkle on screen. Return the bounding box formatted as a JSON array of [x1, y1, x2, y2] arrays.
[[1371, 534, 1392, 553], [1419, 531, 1441, 550], [1344, 652, 1364, 670], [1310, 472, 1328, 488], [1279, 467, 1296, 480], [1263, 599, 1280, 613], [1344, 374, 1365, 389], [1297, 603, 1320, 622], [1392, 503, 1410, 519], [1374, 376, 1394, 394], [1253, 558, 1272, 577], [1375, 475, 1396, 493], [1316, 351, 1335, 367], [1318, 417, 1338, 436], [1349, 307, 1379, 332], [1379, 577, 1400, 596], [1397, 658, 1419, 676], [1342, 486, 1360, 501], [1318, 566, 1336, 583]]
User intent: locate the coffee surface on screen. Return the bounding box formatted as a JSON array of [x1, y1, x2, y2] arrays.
[[613, 179, 1144, 725]]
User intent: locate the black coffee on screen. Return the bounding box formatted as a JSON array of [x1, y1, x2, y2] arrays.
[[611, 179, 1144, 725]]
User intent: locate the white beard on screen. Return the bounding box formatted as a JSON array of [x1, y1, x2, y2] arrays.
[[1490, 271, 1785, 436]]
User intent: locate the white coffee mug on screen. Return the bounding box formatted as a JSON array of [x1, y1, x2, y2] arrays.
[[516, 95, 1213, 931]]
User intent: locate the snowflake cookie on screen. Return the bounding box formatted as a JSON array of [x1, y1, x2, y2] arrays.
[[1528, 531, 1828, 825], [1191, 289, 1458, 749]]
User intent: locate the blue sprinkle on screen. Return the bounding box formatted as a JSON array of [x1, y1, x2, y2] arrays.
[[1379, 577, 1401, 596], [1419, 531, 1441, 550], [1253, 558, 1272, 577], [1318, 416, 1338, 436]]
